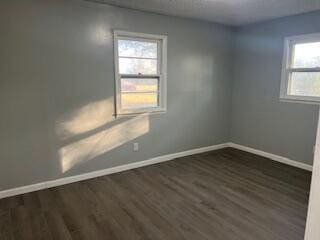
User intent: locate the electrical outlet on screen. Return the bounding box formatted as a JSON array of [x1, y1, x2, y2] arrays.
[[133, 142, 139, 152]]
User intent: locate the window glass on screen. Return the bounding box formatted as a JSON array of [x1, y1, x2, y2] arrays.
[[289, 72, 320, 97], [121, 78, 158, 92], [293, 42, 320, 68], [118, 40, 157, 59], [121, 93, 158, 109], [119, 58, 157, 75]]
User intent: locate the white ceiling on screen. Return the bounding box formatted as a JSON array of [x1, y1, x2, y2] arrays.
[[87, 0, 320, 26]]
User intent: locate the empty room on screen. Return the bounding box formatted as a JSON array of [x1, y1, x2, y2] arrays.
[[2, 0, 320, 239]]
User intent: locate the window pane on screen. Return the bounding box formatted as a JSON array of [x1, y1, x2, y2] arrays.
[[118, 39, 157, 58], [121, 78, 158, 92], [293, 42, 320, 68], [119, 58, 157, 75], [121, 93, 158, 109], [289, 72, 320, 97]]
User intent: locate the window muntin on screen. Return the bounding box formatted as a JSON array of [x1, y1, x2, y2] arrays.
[[281, 34, 320, 103]]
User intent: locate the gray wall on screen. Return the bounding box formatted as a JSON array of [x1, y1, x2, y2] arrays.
[[230, 11, 320, 165], [0, 0, 234, 190], [2, 0, 319, 192]]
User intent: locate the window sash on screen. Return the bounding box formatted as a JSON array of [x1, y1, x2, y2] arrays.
[[117, 73, 163, 113], [120, 76, 160, 95], [286, 69, 320, 95], [117, 37, 161, 76], [287, 40, 320, 69], [119, 75, 161, 109]]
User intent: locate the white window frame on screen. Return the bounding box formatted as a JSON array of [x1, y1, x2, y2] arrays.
[[280, 33, 320, 104], [113, 30, 167, 116]]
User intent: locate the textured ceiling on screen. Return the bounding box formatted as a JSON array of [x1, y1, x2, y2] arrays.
[[86, 0, 320, 26]]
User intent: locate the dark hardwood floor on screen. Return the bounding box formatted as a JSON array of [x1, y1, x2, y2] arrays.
[[0, 148, 311, 240]]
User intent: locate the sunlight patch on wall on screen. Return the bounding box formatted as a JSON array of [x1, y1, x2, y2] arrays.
[[91, 25, 112, 46], [56, 99, 115, 140], [59, 114, 149, 173]]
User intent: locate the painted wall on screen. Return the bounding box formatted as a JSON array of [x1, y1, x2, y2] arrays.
[[0, 0, 234, 190], [230, 11, 320, 165], [304, 111, 320, 240]]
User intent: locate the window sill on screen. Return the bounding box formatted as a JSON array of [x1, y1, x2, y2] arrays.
[[115, 109, 167, 118], [280, 97, 320, 105]]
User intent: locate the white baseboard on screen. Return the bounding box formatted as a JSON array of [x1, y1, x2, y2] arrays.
[[0, 143, 228, 199], [228, 143, 313, 172], [0, 142, 313, 199]]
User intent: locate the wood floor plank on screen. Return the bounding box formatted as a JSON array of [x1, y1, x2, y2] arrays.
[[0, 148, 311, 240], [0, 210, 14, 240]]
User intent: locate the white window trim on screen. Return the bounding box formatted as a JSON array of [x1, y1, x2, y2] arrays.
[[113, 30, 167, 116], [280, 33, 320, 104]]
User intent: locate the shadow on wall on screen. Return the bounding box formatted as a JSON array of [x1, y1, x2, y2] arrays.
[[55, 98, 150, 173]]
